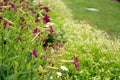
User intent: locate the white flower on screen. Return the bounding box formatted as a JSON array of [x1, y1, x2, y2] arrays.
[[60, 66, 68, 71], [50, 76, 53, 79], [79, 70, 83, 74], [56, 72, 62, 78], [33, 0, 36, 3]]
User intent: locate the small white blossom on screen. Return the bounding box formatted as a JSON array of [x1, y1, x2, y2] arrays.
[[79, 70, 83, 74], [38, 17, 40, 20], [60, 66, 68, 71], [33, 0, 36, 3], [50, 76, 53, 79], [56, 72, 62, 78]]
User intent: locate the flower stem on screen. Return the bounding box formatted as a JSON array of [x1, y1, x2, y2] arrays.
[[3, 17, 14, 25], [41, 49, 49, 80], [60, 60, 74, 63], [0, 5, 11, 8]]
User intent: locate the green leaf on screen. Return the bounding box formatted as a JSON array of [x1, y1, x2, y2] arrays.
[[5, 74, 15, 80]]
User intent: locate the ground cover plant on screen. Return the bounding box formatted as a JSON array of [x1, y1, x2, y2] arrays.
[[61, 0, 120, 38], [0, 0, 120, 80]]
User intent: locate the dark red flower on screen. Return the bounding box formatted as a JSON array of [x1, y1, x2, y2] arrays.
[[0, 2, 3, 6], [20, 21, 26, 27], [3, 0, 8, 6], [4, 0, 8, 2], [49, 26, 55, 35], [32, 49, 37, 58], [73, 56, 79, 71], [20, 0, 24, 3], [43, 39, 47, 45], [9, 23, 13, 27], [43, 7, 51, 12], [9, 3, 17, 13], [38, 3, 43, 9], [43, 14, 50, 23], [35, 16, 39, 23], [32, 27, 40, 34], [3, 20, 7, 29], [29, 8, 36, 14]]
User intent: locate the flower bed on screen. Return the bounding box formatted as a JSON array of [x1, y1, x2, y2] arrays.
[[0, 0, 79, 79]]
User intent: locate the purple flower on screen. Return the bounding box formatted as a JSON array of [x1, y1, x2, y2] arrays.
[[20, 21, 26, 27], [32, 49, 37, 58], [9, 3, 17, 13], [0, 2, 3, 6], [43, 39, 47, 45], [3, 20, 7, 29], [35, 16, 39, 23], [32, 27, 40, 34], [0, 0, 8, 6], [73, 56, 79, 71], [49, 26, 55, 35], [38, 3, 43, 9], [43, 14, 50, 23], [43, 7, 51, 12], [4, 0, 8, 2], [29, 8, 36, 14], [3, 0, 8, 6]]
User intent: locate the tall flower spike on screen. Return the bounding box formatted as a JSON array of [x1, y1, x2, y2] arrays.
[[74, 56, 79, 71], [43, 14, 50, 24], [32, 48, 37, 58]]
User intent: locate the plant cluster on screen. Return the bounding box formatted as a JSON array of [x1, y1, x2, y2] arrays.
[[45, 0, 120, 79], [0, 0, 79, 79]]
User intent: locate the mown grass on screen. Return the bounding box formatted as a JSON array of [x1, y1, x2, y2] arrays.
[[61, 0, 120, 37]]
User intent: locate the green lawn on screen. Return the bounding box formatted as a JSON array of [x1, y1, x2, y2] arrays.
[[61, 0, 120, 37]]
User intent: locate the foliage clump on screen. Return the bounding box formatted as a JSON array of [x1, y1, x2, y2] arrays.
[[0, 0, 73, 79]]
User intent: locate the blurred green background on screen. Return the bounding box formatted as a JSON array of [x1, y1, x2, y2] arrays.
[[61, 0, 120, 38]]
